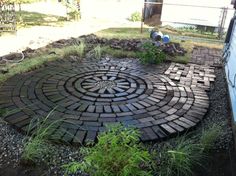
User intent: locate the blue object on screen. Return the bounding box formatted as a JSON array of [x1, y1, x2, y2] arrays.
[[162, 35, 170, 44]]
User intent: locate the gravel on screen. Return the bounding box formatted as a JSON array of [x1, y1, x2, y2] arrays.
[[201, 67, 233, 150], [0, 121, 85, 175]]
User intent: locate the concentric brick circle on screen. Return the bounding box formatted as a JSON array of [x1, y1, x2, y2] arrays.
[[0, 58, 209, 144]]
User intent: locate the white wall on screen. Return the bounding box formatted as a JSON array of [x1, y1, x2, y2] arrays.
[[161, 0, 235, 29], [225, 19, 236, 127], [80, 0, 143, 20]]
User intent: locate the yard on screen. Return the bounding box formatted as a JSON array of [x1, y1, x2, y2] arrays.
[[0, 25, 235, 176]]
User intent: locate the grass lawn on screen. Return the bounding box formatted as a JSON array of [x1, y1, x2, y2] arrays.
[[158, 25, 221, 40], [95, 27, 150, 39], [16, 11, 67, 28]]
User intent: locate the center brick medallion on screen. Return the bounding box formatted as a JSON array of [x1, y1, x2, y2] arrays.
[[0, 58, 209, 144]]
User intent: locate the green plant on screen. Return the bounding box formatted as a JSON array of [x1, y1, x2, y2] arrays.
[[157, 136, 204, 176], [138, 42, 166, 64], [200, 123, 222, 151], [61, 41, 85, 58], [94, 45, 102, 59], [63, 124, 152, 176], [130, 11, 142, 22], [21, 109, 65, 163]]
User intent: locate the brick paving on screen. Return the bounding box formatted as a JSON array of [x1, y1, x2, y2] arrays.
[[190, 46, 222, 67], [164, 63, 216, 91], [0, 57, 211, 144]]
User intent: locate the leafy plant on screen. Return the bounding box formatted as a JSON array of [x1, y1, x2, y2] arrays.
[[21, 109, 65, 163], [138, 42, 166, 64], [157, 136, 204, 176], [200, 123, 222, 151], [63, 124, 152, 176], [130, 11, 142, 22]]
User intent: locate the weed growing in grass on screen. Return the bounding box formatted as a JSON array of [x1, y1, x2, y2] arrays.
[[21, 109, 65, 164], [138, 42, 166, 64], [200, 123, 222, 151], [63, 124, 152, 176]]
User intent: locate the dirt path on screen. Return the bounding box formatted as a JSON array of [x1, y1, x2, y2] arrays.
[[0, 20, 103, 57], [0, 19, 139, 57]]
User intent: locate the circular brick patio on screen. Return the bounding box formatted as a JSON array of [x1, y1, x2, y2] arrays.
[[0, 58, 209, 144]]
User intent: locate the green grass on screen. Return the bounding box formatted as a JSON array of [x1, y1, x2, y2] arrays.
[[158, 25, 221, 40], [95, 27, 149, 39], [0, 53, 58, 84], [100, 46, 138, 58], [17, 11, 67, 28], [0, 42, 88, 84]]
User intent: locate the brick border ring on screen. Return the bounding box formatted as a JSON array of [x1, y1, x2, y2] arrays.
[[0, 59, 209, 144]]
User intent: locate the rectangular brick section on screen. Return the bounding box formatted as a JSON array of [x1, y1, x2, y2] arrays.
[[62, 129, 77, 143], [73, 130, 86, 145], [160, 124, 176, 134], [140, 127, 158, 141], [152, 126, 167, 139], [85, 131, 97, 144], [168, 122, 184, 132]]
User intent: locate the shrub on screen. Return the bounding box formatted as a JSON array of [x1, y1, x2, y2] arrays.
[[63, 124, 152, 176], [138, 42, 166, 64], [130, 11, 142, 22]]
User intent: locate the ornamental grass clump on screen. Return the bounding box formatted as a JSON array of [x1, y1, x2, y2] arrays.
[[63, 124, 153, 176], [200, 123, 223, 151], [157, 136, 204, 176], [61, 40, 85, 58], [21, 109, 65, 164]]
